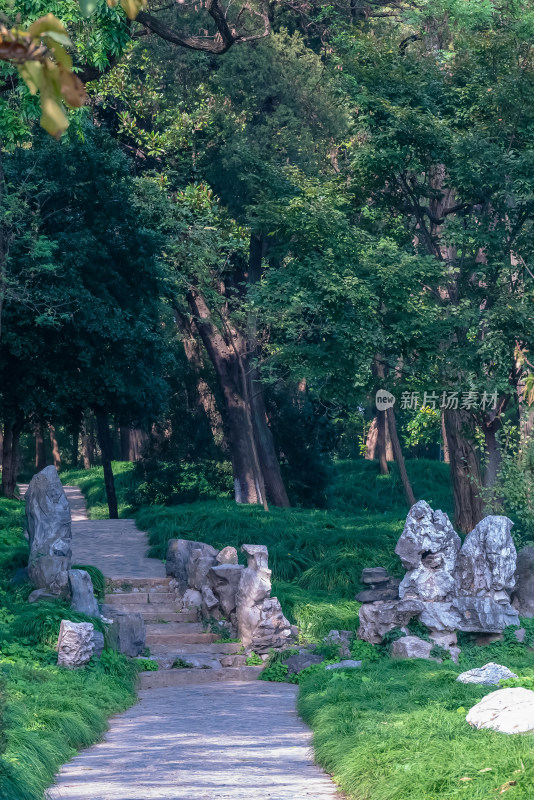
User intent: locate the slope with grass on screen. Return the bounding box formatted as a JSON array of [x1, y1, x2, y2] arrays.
[[0, 498, 139, 800]]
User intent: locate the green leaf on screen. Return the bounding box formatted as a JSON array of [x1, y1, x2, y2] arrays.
[[78, 0, 100, 16]]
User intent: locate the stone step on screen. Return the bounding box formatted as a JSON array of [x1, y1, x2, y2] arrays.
[[107, 603, 183, 615], [151, 652, 249, 670], [140, 610, 199, 623], [144, 622, 204, 634], [139, 666, 264, 688], [104, 593, 175, 605], [148, 642, 243, 656], [145, 632, 220, 645], [106, 577, 172, 592]]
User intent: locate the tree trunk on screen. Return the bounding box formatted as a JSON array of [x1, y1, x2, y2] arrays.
[[483, 420, 501, 488], [81, 413, 95, 469], [366, 416, 394, 462], [386, 406, 416, 506], [444, 408, 484, 532], [35, 424, 46, 471], [441, 411, 450, 463], [376, 410, 389, 474], [175, 312, 227, 450], [1, 420, 23, 498], [250, 368, 290, 507], [71, 424, 79, 469], [96, 411, 118, 519], [187, 289, 265, 506], [120, 425, 131, 461], [48, 425, 61, 470], [130, 429, 148, 461]]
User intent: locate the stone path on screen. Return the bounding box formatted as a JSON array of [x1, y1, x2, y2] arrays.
[[47, 683, 340, 800], [37, 483, 341, 800]]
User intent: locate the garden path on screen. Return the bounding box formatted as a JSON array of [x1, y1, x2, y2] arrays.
[[43, 486, 341, 800]]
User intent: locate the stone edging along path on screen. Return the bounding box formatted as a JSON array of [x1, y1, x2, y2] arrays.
[[43, 486, 341, 800]]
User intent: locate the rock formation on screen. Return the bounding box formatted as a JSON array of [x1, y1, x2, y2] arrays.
[[69, 569, 99, 617], [57, 619, 94, 668], [101, 605, 146, 657], [358, 502, 519, 652], [26, 466, 72, 596]]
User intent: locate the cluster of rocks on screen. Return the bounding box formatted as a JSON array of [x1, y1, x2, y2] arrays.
[[166, 538, 296, 655], [25, 466, 145, 669], [358, 501, 522, 658]]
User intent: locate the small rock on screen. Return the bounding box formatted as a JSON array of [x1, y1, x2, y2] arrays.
[[57, 620, 94, 668], [28, 588, 57, 603], [182, 588, 202, 609], [69, 569, 99, 617], [361, 568, 390, 585], [390, 635, 434, 660], [466, 687, 534, 734], [456, 662, 518, 686], [216, 546, 238, 565], [325, 660, 362, 670], [175, 654, 222, 670], [102, 606, 146, 657]]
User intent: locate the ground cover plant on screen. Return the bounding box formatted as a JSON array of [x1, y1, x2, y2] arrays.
[[0, 498, 139, 800]]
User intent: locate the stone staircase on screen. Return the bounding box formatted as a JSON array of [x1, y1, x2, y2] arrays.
[[103, 577, 264, 688]]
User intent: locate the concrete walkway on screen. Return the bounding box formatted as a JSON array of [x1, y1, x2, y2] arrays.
[[46, 683, 340, 800], [42, 485, 341, 800]]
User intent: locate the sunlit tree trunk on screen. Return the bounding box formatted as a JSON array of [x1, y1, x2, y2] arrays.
[[48, 425, 61, 470]]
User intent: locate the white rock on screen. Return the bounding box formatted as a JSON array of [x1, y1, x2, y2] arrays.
[[456, 662, 517, 685], [57, 620, 94, 668], [466, 688, 534, 734]]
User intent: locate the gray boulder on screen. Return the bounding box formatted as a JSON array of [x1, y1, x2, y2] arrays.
[[91, 630, 105, 659], [284, 652, 325, 674], [512, 546, 534, 617], [452, 597, 519, 633], [165, 539, 218, 593], [456, 662, 518, 685], [355, 578, 400, 604], [390, 635, 434, 660], [26, 466, 72, 596], [326, 660, 362, 670], [57, 619, 94, 668], [102, 605, 146, 657], [69, 569, 99, 617], [455, 516, 516, 601], [182, 588, 202, 609], [395, 501, 461, 602]]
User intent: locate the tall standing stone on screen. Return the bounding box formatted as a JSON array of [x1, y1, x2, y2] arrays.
[[26, 466, 72, 596], [455, 515, 516, 601]]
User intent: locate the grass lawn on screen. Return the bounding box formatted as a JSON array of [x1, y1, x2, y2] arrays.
[[60, 456, 534, 800]]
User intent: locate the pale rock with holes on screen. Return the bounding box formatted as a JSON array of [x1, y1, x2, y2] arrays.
[[57, 620, 94, 668], [455, 516, 516, 601], [466, 687, 534, 734]]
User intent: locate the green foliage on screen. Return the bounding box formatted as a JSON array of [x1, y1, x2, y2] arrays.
[[134, 658, 158, 672], [60, 463, 137, 519], [245, 652, 263, 666], [71, 564, 105, 601], [9, 602, 104, 646], [130, 458, 233, 508], [349, 639, 381, 664], [298, 656, 534, 800], [172, 658, 192, 669]]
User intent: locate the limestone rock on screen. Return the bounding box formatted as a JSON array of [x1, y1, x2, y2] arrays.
[[455, 516, 516, 601], [284, 652, 325, 674], [325, 660, 362, 670], [69, 569, 99, 617], [466, 688, 534, 733], [512, 546, 534, 617], [236, 551, 272, 649], [26, 466, 72, 595], [323, 630, 352, 658], [208, 564, 244, 617], [452, 597, 519, 633], [165, 539, 218, 593], [357, 598, 423, 644], [57, 620, 94, 668], [200, 585, 220, 620], [361, 567, 390, 585], [395, 501, 461, 602], [355, 578, 400, 604], [241, 544, 269, 571], [102, 605, 146, 657], [456, 662, 518, 685], [249, 596, 293, 654], [28, 588, 57, 603], [390, 635, 434, 660], [216, 546, 238, 565]]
